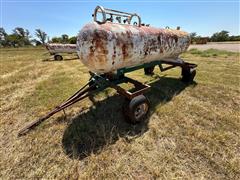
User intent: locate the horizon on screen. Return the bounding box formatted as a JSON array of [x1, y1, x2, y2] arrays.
[[1, 1, 239, 39]]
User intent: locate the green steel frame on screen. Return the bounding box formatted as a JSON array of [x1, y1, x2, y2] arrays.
[[18, 59, 197, 136]]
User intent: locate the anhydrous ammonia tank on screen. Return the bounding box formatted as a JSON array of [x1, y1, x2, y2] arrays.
[[46, 43, 76, 54], [77, 6, 191, 73]]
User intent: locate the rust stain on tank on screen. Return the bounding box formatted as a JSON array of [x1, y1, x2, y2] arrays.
[[160, 47, 164, 53], [122, 44, 128, 60], [172, 35, 178, 43], [92, 30, 109, 64], [88, 46, 95, 63]]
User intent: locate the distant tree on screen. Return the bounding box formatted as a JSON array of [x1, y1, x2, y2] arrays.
[[32, 39, 42, 46], [68, 36, 77, 44], [5, 34, 19, 47], [51, 37, 62, 43], [51, 34, 72, 44], [13, 27, 31, 46], [35, 29, 47, 44], [0, 27, 8, 47], [229, 35, 240, 41], [13, 27, 25, 37], [0, 27, 7, 40], [190, 32, 197, 39], [190, 32, 197, 43], [61, 34, 69, 43], [211, 30, 230, 42]]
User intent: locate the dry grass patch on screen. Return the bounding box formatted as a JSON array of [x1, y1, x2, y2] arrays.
[[0, 48, 239, 179]]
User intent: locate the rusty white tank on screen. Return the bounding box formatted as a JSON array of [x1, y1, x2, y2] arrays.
[[46, 43, 76, 54], [76, 7, 190, 74]]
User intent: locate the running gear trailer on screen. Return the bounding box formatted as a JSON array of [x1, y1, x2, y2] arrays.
[[18, 59, 196, 136]]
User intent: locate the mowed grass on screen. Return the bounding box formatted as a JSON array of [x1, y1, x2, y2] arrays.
[[0, 47, 239, 179]]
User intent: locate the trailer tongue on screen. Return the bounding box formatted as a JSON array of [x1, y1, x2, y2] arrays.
[[18, 6, 197, 136]]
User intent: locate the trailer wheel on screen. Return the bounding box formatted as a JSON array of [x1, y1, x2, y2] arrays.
[[123, 95, 150, 124], [144, 66, 155, 75], [181, 68, 196, 83], [54, 55, 63, 61]]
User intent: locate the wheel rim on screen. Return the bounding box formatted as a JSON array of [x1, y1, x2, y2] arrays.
[[56, 55, 62, 60], [134, 103, 148, 121]]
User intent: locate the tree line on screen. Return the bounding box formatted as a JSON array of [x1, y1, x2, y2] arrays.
[[190, 30, 240, 44], [0, 27, 77, 47], [0, 27, 239, 47]]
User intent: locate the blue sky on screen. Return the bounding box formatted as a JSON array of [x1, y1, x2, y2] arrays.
[[1, 0, 239, 39]]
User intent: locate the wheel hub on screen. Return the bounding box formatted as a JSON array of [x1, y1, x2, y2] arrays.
[[134, 103, 148, 120]]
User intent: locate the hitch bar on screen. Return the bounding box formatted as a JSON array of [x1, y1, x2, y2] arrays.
[[18, 79, 96, 136]]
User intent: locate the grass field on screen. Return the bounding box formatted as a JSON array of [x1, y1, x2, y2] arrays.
[[0, 47, 239, 179]]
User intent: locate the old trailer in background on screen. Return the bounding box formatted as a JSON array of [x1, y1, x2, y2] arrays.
[[45, 43, 77, 60]]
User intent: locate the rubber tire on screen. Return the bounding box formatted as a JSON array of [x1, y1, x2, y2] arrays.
[[54, 55, 63, 61], [144, 66, 155, 75], [123, 95, 150, 124], [181, 68, 196, 83]]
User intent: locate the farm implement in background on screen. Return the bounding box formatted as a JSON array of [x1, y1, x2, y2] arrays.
[[45, 43, 77, 60]]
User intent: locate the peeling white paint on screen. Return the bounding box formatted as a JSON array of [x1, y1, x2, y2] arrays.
[[77, 22, 190, 73]]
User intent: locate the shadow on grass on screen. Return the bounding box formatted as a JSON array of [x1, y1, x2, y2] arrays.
[[62, 76, 197, 159]]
